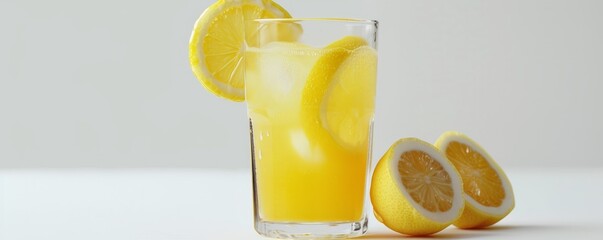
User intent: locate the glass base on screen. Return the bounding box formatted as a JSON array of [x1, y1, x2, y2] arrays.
[[254, 216, 368, 239]]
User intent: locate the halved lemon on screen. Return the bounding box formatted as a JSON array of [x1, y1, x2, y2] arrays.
[[301, 36, 376, 149], [435, 131, 515, 229], [189, 0, 295, 101], [370, 138, 465, 236]]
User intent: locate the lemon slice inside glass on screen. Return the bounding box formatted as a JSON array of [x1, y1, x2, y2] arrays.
[[189, 0, 295, 101], [300, 36, 376, 149], [322, 46, 377, 148]]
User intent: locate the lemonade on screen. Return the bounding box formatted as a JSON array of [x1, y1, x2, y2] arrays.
[[246, 39, 377, 222]]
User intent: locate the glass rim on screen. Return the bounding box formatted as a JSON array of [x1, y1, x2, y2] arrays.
[[252, 18, 378, 25]]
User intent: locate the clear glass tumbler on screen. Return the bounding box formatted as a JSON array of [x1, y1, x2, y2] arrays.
[[245, 18, 378, 239]]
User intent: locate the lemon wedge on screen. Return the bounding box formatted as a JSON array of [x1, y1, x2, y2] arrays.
[[370, 138, 465, 236], [435, 131, 515, 229], [189, 0, 294, 101]]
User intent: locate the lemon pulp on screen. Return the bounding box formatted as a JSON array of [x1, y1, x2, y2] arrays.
[[445, 141, 505, 207], [398, 150, 454, 212]]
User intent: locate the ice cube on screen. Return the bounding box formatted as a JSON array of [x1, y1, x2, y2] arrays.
[[290, 129, 324, 162]]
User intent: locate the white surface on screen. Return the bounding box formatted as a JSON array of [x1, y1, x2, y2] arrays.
[[1, 0, 603, 168], [1, 168, 602, 239]]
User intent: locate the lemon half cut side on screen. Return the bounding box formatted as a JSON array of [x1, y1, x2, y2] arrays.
[[435, 131, 515, 229], [371, 138, 465, 236]]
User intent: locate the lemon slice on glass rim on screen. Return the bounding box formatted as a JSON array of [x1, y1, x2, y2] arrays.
[[189, 0, 295, 101]]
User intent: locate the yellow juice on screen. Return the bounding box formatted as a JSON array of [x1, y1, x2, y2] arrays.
[[246, 41, 377, 222]]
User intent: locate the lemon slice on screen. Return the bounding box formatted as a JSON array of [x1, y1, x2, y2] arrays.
[[370, 138, 465, 236], [435, 131, 515, 229], [189, 0, 294, 101], [322, 46, 377, 148], [300, 36, 373, 149]]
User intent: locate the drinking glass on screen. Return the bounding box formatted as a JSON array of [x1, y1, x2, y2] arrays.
[[245, 18, 378, 239]]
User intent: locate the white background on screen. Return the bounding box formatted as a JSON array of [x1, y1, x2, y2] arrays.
[[1, 0, 603, 168]]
